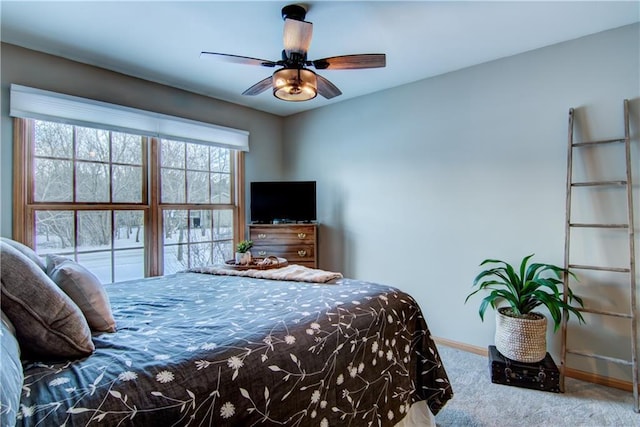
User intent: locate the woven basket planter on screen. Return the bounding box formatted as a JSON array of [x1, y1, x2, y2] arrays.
[[495, 307, 547, 363]]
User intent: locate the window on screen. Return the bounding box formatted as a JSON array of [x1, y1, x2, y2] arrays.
[[159, 139, 236, 274], [14, 118, 244, 282]]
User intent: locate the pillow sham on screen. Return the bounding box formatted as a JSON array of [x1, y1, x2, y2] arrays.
[[46, 255, 117, 333], [0, 311, 22, 427], [0, 237, 46, 272], [0, 242, 94, 359]]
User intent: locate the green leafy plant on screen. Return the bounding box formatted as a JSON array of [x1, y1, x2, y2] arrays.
[[236, 240, 253, 253], [465, 254, 585, 332]]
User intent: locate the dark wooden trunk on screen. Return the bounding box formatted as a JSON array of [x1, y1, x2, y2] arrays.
[[489, 345, 560, 393]]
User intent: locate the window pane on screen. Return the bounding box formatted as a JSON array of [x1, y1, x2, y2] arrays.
[[34, 209, 146, 283], [77, 252, 111, 284], [35, 210, 75, 254], [76, 127, 109, 162], [163, 244, 187, 275], [34, 120, 72, 158], [211, 173, 231, 203], [213, 241, 232, 265], [112, 133, 143, 165], [161, 140, 185, 168], [211, 147, 230, 173], [187, 171, 209, 203], [199, 209, 213, 231], [114, 211, 144, 249], [78, 211, 112, 251], [189, 210, 211, 241], [189, 242, 213, 268], [113, 165, 142, 203], [114, 249, 144, 282], [163, 210, 188, 245], [213, 209, 233, 240], [34, 158, 73, 202], [186, 143, 209, 171], [161, 169, 185, 203], [76, 162, 110, 202]]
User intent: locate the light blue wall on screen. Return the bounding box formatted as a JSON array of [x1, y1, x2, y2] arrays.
[[0, 43, 284, 238], [2, 23, 639, 383], [283, 24, 640, 381]]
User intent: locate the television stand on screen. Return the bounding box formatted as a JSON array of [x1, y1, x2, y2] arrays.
[[249, 223, 318, 268]]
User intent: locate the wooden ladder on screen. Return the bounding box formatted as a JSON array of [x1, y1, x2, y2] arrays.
[[561, 99, 637, 412]]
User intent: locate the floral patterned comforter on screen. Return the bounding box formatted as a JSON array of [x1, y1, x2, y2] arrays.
[[17, 272, 452, 426]]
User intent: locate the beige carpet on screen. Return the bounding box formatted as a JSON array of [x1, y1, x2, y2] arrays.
[[434, 345, 639, 426]]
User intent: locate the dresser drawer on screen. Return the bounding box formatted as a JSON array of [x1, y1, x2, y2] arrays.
[[250, 225, 315, 245], [252, 245, 315, 263]]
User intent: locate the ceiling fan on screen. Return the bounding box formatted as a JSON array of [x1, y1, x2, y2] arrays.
[[200, 4, 386, 102]]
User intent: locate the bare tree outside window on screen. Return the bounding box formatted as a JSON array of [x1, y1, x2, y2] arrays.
[[19, 119, 241, 282], [160, 139, 234, 274], [31, 121, 146, 282]]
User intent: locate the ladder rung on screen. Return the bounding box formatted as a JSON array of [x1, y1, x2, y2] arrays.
[[569, 223, 628, 229], [572, 138, 626, 146], [568, 264, 631, 273], [566, 349, 633, 366], [571, 180, 627, 187], [576, 306, 633, 319]]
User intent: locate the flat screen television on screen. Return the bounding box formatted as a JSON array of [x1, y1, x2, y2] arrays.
[[250, 181, 316, 223]]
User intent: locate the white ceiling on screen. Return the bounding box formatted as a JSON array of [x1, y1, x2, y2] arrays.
[[1, 1, 638, 117]]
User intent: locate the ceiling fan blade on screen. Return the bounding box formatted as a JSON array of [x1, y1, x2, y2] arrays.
[[316, 74, 342, 99], [200, 52, 277, 67], [242, 76, 273, 96], [283, 18, 313, 57], [312, 54, 386, 70]]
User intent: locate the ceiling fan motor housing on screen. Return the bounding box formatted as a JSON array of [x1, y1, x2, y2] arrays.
[[281, 49, 307, 66]]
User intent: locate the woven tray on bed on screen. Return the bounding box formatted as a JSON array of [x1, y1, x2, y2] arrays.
[[224, 256, 288, 270]]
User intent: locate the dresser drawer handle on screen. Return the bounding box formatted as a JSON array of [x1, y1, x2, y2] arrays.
[[297, 233, 306, 239], [298, 250, 307, 257], [257, 233, 267, 239], [258, 250, 267, 257]]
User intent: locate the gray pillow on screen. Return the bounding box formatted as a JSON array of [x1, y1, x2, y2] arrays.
[[46, 255, 117, 333], [1, 311, 22, 427], [0, 242, 94, 359], [0, 237, 45, 272]]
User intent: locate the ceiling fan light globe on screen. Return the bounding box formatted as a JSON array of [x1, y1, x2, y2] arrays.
[[272, 68, 317, 102]]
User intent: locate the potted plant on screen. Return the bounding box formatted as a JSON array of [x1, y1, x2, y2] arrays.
[[465, 254, 585, 363], [235, 240, 253, 265]]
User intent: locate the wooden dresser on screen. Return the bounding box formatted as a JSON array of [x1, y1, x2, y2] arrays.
[[249, 224, 317, 268]]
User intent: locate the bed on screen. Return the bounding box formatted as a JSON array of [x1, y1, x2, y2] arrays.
[[0, 239, 452, 426]]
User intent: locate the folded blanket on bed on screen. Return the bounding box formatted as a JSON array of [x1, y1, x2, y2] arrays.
[[187, 263, 343, 283]]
